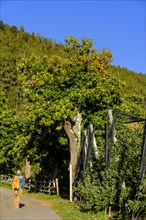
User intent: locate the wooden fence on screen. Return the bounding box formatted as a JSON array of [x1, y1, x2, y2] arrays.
[[0, 175, 59, 195]]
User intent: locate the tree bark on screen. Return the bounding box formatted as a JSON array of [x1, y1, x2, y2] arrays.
[[64, 112, 82, 184]]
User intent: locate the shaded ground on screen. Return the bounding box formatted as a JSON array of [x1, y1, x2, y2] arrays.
[[0, 187, 62, 220]]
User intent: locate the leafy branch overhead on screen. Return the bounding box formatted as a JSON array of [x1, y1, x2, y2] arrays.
[[17, 37, 123, 127]]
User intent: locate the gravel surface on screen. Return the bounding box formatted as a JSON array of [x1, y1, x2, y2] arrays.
[[0, 187, 62, 220]]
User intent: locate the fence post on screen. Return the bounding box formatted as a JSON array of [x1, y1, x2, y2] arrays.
[[28, 179, 31, 191], [40, 180, 42, 192], [55, 178, 59, 195], [69, 164, 72, 202]]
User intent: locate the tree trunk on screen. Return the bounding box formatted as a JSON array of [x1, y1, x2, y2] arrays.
[[64, 112, 82, 185]]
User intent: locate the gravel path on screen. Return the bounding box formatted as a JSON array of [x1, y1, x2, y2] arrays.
[[0, 187, 62, 220]]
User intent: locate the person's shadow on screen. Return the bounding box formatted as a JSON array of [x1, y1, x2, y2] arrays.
[[19, 203, 25, 209]]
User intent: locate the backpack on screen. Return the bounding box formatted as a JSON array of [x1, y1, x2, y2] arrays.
[[12, 176, 20, 190]]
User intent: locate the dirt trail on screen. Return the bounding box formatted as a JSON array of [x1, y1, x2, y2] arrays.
[[0, 187, 62, 220]]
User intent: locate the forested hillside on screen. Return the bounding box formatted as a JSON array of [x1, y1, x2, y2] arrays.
[[0, 20, 146, 219], [0, 20, 145, 112], [0, 20, 65, 108]]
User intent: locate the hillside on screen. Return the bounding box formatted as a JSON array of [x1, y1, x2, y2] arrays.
[[0, 20, 145, 113], [111, 65, 146, 98], [0, 20, 65, 108]]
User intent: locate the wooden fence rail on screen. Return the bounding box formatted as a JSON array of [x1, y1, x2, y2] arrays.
[[0, 175, 59, 195]]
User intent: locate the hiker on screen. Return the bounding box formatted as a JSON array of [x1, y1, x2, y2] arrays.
[[12, 170, 25, 211]]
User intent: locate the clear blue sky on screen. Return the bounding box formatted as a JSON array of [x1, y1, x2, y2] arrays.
[[0, 0, 146, 74]]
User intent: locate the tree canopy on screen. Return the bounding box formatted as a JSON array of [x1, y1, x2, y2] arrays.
[[17, 37, 123, 126]]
